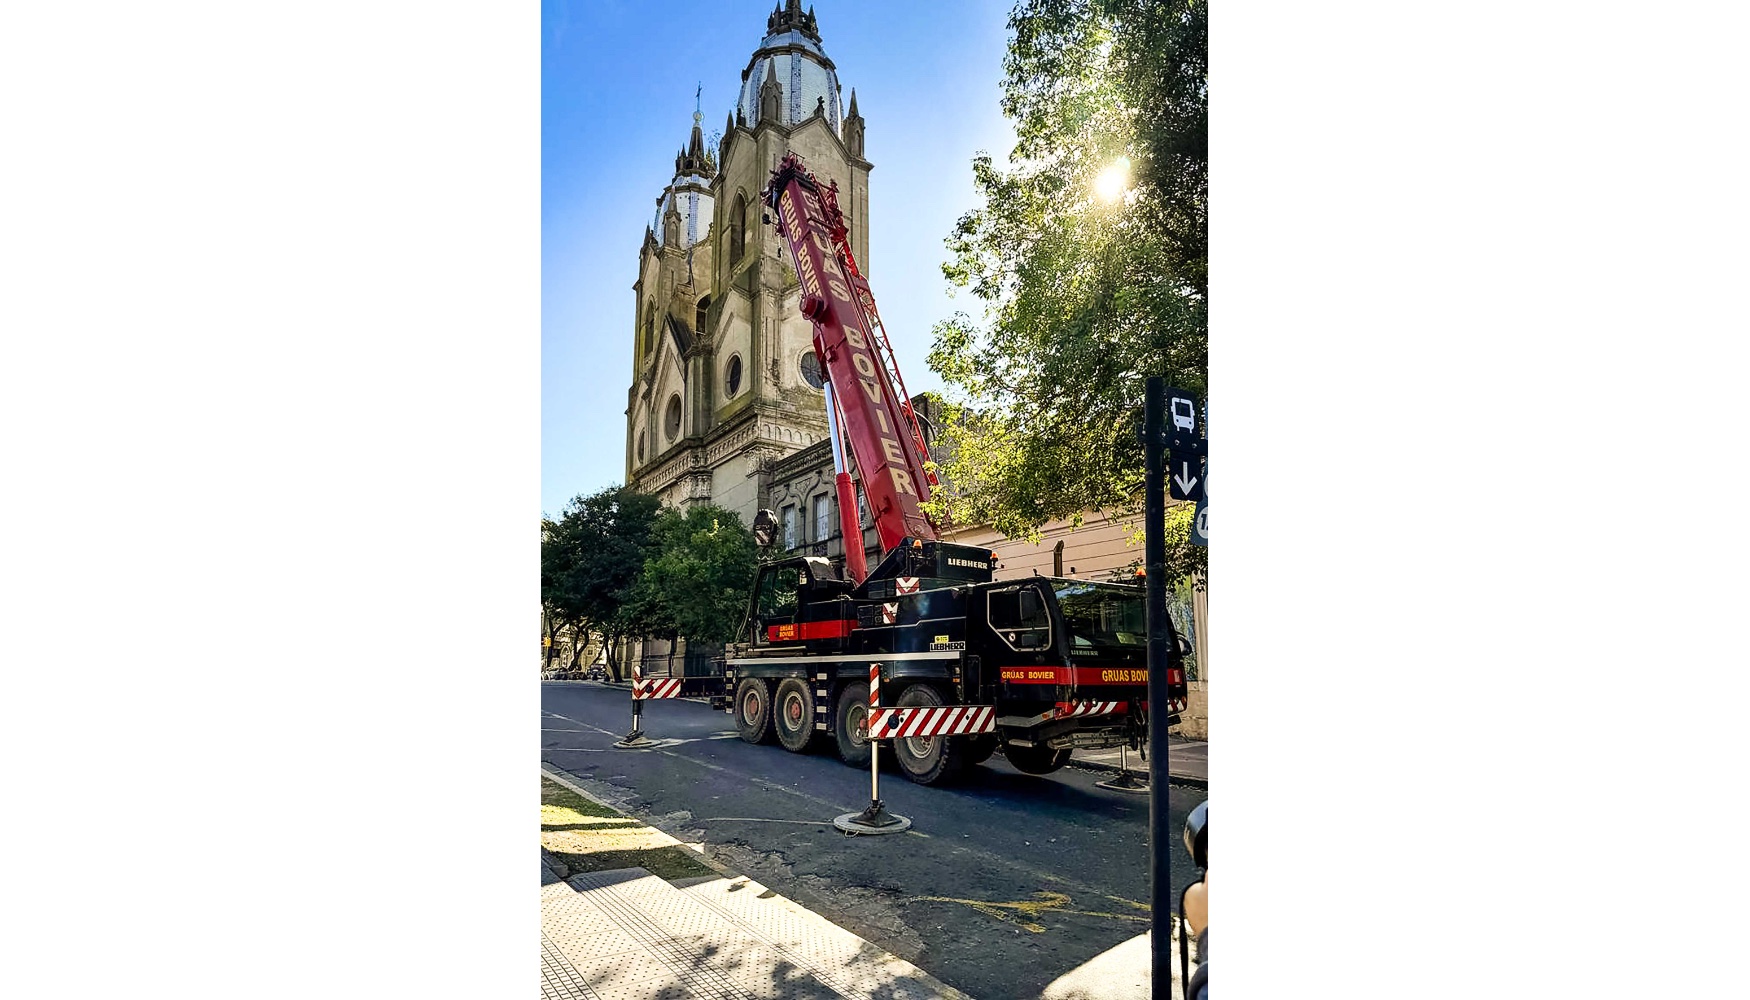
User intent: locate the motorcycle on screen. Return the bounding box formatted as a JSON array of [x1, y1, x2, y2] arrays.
[[1180, 800, 1208, 1000]]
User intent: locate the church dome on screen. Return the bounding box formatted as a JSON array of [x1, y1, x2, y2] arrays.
[[653, 116, 716, 250], [737, 1, 843, 133]]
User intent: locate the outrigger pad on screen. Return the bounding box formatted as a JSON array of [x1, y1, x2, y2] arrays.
[[833, 800, 911, 835], [1095, 770, 1150, 794], [612, 730, 657, 749]]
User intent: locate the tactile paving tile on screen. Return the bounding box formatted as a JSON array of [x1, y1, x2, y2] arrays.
[[541, 933, 604, 1000], [542, 882, 640, 964], [567, 869, 847, 999], [544, 875, 691, 998], [680, 878, 947, 1000]]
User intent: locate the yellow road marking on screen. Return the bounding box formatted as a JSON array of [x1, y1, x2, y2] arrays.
[[911, 891, 1152, 933]]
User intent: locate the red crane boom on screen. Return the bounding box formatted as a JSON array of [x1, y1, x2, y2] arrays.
[[763, 154, 937, 572]]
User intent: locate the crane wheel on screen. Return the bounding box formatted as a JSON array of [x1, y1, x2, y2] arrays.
[[773, 677, 817, 752], [892, 684, 964, 786], [833, 681, 872, 768], [1003, 743, 1073, 775], [734, 678, 774, 745], [960, 733, 999, 766]]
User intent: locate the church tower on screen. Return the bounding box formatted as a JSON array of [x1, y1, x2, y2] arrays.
[[625, 0, 873, 526]]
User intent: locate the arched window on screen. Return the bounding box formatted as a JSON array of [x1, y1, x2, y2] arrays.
[[696, 295, 711, 336], [664, 394, 683, 441], [729, 194, 747, 264], [642, 303, 656, 356], [798, 350, 823, 390], [724, 354, 743, 398]]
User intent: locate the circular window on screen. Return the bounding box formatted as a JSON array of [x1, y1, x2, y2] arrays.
[[636, 430, 645, 462], [725, 354, 743, 398], [664, 394, 683, 440], [798, 350, 824, 390]]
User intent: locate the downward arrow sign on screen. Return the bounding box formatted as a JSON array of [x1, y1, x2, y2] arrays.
[[1173, 462, 1200, 497]]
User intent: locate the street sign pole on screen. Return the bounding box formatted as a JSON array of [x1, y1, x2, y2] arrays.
[[1144, 376, 1173, 999]]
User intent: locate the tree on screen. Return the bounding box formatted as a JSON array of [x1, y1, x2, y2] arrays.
[[540, 486, 662, 680], [925, 0, 1206, 576], [624, 505, 758, 668]]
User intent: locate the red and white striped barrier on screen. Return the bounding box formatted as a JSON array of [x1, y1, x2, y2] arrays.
[[865, 662, 994, 738], [635, 677, 683, 700], [868, 704, 996, 739], [895, 576, 920, 595], [880, 602, 899, 624], [1055, 700, 1128, 718]]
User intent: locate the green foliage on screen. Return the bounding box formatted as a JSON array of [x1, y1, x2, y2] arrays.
[[624, 505, 758, 646], [926, 0, 1206, 573], [541, 486, 662, 678]]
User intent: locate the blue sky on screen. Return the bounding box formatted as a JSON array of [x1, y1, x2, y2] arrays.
[[542, 0, 1017, 517]]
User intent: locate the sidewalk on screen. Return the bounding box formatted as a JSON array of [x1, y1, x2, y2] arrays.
[[1073, 734, 1207, 788], [540, 766, 978, 1000]]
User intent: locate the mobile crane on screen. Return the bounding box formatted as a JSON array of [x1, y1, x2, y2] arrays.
[[711, 153, 1188, 785]]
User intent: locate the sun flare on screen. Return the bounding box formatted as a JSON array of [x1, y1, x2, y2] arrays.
[[1094, 157, 1131, 202]]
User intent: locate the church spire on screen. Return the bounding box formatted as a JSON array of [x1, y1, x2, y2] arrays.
[[758, 60, 782, 125], [765, 0, 820, 41], [843, 87, 865, 159]]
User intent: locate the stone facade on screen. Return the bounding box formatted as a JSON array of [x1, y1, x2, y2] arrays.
[[758, 392, 945, 569], [625, 0, 872, 531]]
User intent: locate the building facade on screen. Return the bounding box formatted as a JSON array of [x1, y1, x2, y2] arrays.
[[625, 0, 872, 529]]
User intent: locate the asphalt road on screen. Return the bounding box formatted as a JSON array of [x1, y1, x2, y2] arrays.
[[542, 681, 1204, 1000]]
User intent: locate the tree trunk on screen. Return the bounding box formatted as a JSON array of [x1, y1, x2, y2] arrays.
[[603, 633, 623, 683]]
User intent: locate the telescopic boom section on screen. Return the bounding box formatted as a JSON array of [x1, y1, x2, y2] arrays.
[[764, 154, 937, 550]]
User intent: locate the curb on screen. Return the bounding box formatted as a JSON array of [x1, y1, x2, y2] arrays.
[[542, 764, 748, 884], [1070, 755, 1208, 790]]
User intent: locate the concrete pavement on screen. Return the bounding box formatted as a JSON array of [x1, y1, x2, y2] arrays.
[[541, 681, 1207, 998], [541, 767, 980, 1000]]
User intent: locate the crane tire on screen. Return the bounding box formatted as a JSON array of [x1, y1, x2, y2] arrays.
[[734, 678, 774, 745], [773, 677, 817, 752], [891, 684, 964, 786], [960, 733, 999, 766], [833, 681, 872, 768], [1003, 743, 1073, 775]]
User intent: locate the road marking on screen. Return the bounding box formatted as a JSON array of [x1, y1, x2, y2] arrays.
[[910, 891, 1152, 933], [541, 709, 867, 816], [695, 817, 833, 826]]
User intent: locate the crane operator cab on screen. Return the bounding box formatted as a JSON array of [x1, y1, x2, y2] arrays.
[[746, 556, 855, 652]]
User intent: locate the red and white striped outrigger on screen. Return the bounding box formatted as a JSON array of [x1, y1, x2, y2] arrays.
[[631, 663, 683, 700], [1054, 700, 1128, 719], [1053, 697, 1189, 718], [869, 704, 996, 739], [864, 662, 996, 738], [634, 677, 683, 700]]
